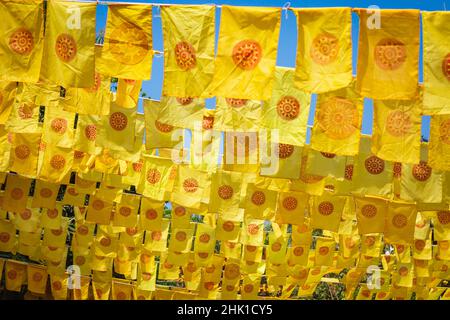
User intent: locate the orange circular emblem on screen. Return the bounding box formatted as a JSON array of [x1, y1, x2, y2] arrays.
[[183, 178, 199, 193], [174, 206, 186, 217], [151, 231, 162, 241], [199, 233, 210, 243], [393, 162, 402, 178], [318, 201, 334, 216], [9, 28, 34, 55], [204, 282, 214, 291], [50, 155, 66, 170], [415, 240, 426, 251], [11, 188, 24, 200], [443, 53, 450, 81], [7, 270, 17, 280], [293, 246, 304, 256], [277, 143, 294, 159], [109, 112, 128, 131], [109, 22, 149, 65], [398, 266, 409, 276], [365, 236, 375, 247], [271, 242, 282, 252], [0, 232, 10, 243], [439, 119, 450, 145], [51, 118, 67, 134], [100, 237, 111, 247], [146, 169, 161, 184], [386, 110, 412, 137], [437, 211, 450, 225], [202, 116, 214, 130], [246, 245, 257, 252], [126, 227, 137, 236], [344, 164, 353, 180], [224, 264, 240, 280], [92, 199, 104, 211], [175, 41, 196, 71], [277, 96, 300, 120], [361, 204, 377, 218], [310, 33, 339, 65], [176, 231, 187, 241], [84, 124, 97, 141], [46, 209, 58, 219], [316, 97, 359, 140], [222, 221, 235, 232], [84, 72, 102, 93], [321, 152, 336, 159], [55, 33, 77, 62], [282, 196, 298, 211], [74, 150, 85, 159], [77, 225, 89, 235], [243, 284, 254, 293], [52, 281, 62, 291], [374, 38, 406, 70], [145, 209, 158, 220], [218, 185, 233, 200], [365, 156, 385, 175], [20, 209, 32, 220], [15, 145, 30, 160], [119, 206, 131, 217], [154, 120, 173, 133], [66, 187, 78, 196], [251, 191, 265, 206], [232, 40, 262, 70], [197, 252, 209, 259], [132, 160, 143, 173], [412, 161, 432, 182], [18, 103, 34, 119], [392, 214, 408, 228], [247, 223, 259, 235], [225, 98, 248, 108], [319, 246, 330, 255]]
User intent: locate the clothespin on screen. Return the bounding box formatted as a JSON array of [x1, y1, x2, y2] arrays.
[[282, 2, 291, 19]]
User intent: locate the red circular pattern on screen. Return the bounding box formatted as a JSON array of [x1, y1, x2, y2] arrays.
[[374, 38, 407, 70], [218, 185, 233, 200], [176, 97, 193, 105], [119, 206, 131, 217], [310, 33, 339, 65], [175, 231, 187, 241], [232, 40, 262, 70], [14, 145, 30, 160], [183, 178, 199, 193], [344, 164, 354, 180], [386, 110, 412, 137], [9, 28, 34, 55], [18, 103, 33, 119], [51, 118, 67, 134], [251, 191, 265, 206], [92, 199, 104, 211], [364, 156, 385, 175], [50, 155, 66, 170], [361, 204, 377, 218], [20, 209, 32, 220], [392, 214, 408, 228], [55, 34, 77, 62], [277, 96, 300, 120], [293, 246, 304, 256], [437, 211, 450, 225], [174, 206, 186, 217], [393, 162, 402, 178], [277, 143, 294, 159], [318, 201, 334, 216], [282, 196, 298, 211], [222, 221, 235, 232], [11, 188, 24, 200], [109, 112, 128, 131], [46, 209, 58, 219], [442, 53, 450, 81], [77, 225, 89, 235], [202, 116, 214, 130], [145, 209, 158, 220], [146, 169, 161, 184], [412, 161, 432, 182], [247, 223, 259, 235], [321, 152, 336, 159], [174, 41, 197, 71], [84, 125, 97, 141], [225, 98, 247, 108], [0, 232, 10, 243], [199, 233, 210, 243], [154, 120, 174, 133]]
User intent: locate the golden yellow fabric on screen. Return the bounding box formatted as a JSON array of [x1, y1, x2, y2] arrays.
[[0, 82, 17, 125], [356, 9, 420, 100], [293, 8, 352, 93], [2, 174, 31, 213], [41, 1, 96, 88], [113, 193, 140, 228], [305, 149, 347, 180], [98, 4, 153, 80], [310, 193, 346, 232], [5, 260, 27, 292], [42, 106, 76, 148], [311, 81, 363, 156], [429, 115, 450, 171], [161, 5, 215, 98], [214, 97, 261, 132], [156, 96, 205, 130], [115, 78, 142, 109], [354, 195, 387, 234], [137, 156, 174, 201], [209, 6, 281, 100], [5, 99, 41, 133], [385, 200, 417, 244], [73, 114, 101, 156], [209, 170, 242, 213], [39, 146, 73, 183], [260, 143, 302, 179], [170, 166, 209, 209], [290, 148, 327, 196], [243, 184, 277, 220], [276, 191, 309, 226], [372, 95, 422, 164], [0, 220, 16, 253], [0, 0, 44, 83], [260, 67, 311, 146], [9, 132, 41, 177], [422, 11, 450, 115], [314, 237, 335, 266]]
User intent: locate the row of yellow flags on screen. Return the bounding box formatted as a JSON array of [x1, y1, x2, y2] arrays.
[[1, 1, 450, 112]]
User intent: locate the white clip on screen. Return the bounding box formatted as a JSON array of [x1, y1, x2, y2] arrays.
[[282, 2, 291, 19], [154, 5, 161, 18]]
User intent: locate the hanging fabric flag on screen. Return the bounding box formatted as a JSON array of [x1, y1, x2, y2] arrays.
[[156, 96, 205, 130], [0, 82, 17, 125], [137, 156, 175, 201], [171, 166, 210, 209], [311, 80, 363, 155], [214, 97, 261, 132], [305, 149, 347, 180], [260, 67, 311, 146], [27, 264, 48, 295], [372, 92, 422, 164], [355, 9, 420, 100], [0, 220, 16, 253], [10, 132, 41, 177], [5, 260, 27, 292], [98, 4, 153, 80], [385, 200, 417, 244], [2, 174, 31, 213], [0, 0, 44, 83], [209, 171, 242, 214], [293, 7, 352, 93], [115, 78, 142, 109], [428, 115, 450, 171], [161, 5, 215, 98], [73, 114, 101, 156], [310, 193, 346, 232], [39, 146, 73, 183], [5, 99, 41, 133], [209, 5, 281, 100], [41, 0, 96, 88], [260, 142, 302, 179], [275, 191, 309, 226], [422, 11, 450, 115], [42, 106, 76, 148], [354, 195, 388, 234]]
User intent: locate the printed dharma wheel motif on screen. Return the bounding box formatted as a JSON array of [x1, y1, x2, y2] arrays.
[[361, 204, 377, 218], [51, 118, 68, 134], [222, 221, 235, 232], [412, 161, 432, 182], [20, 209, 32, 220], [11, 188, 24, 200], [318, 201, 334, 216], [40, 188, 53, 198], [77, 225, 89, 235], [47, 209, 58, 219], [364, 155, 385, 175], [0, 232, 10, 243], [109, 22, 149, 65], [15, 145, 30, 160], [318, 246, 330, 255], [437, 211, 450, 225], [293, 246, 304, 256], [183, 178, 199, 193], [9, 28, 34, 55], [218, 185, 233, 200], [310, 33, 339, 65], [439, 119, 450, 145], [174, 206, 186, 216], [74, 151, 85, 159], [393, 162, 402, 178], [277, 96, 300, 120], [232, 40, 262, 70], [277, 143, 294, 159], [225, 98, 247, 108], [415, 240, 426, 251], [247, 223, 259, 235], [109, 112, 128, 131], [251, 191, 265, 206], [316, 97, 359, 140], [176, 97, 193, 105], [442, 53, 450, 81], [154, 120, 173, 133], [174, 41, 197, 71], [132, 160, 143, 172], [84, 72, 101, 93], [92, 199, 104, 210], [50, 155, 66, 170], [146, 169, 161, 184], [386, 110, 412, 137], [392, 214, 408, 228], [271, 242, 282, 252], [202, 116, 214, 130], [374, 38, 407, 70], [344, 164, 353, 180], [199, 233, 210, 243], [282, 196, 298, 211], [55, 34, 77, 62], [321, 152, 336, 159], [119, 206, 131, 217], [224, 264, 240, 280], [145, 209, 157, 220], [18, 103, 34, 119]]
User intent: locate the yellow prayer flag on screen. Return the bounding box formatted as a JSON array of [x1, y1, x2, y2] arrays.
[[39, 146, 73, 183], [422, 12, 450, 115], [385, 200, 417, 245], [5, 260, 27, 292], [137, 156, 175, 201], [293, 8, 352, 93], [9, 132, 41, 177], [310, 193, 346, 232], [356, 9, 420, 100], [31, 180, 59, 209], [161, 5, 215, 98], [276, 191, 309, 226], [0, 0, 44, 83], [354, 195, 388, 234], [0, 81, 17, 124], [41, 1, 96, 88], [209, 6, 281, 100], [115, 78, 142, 109], [42, 106, 76, 148], [170, 166, 210, 209], [428, 115, 450, 171], [0, 219, 16, 253], [209, 170, 242, 214], [156, 96, 205, 130], [2, 174, 31, 213], [27, 264, 48, 295], [98, 4, 153, 80], [214, 97, 261, 132]]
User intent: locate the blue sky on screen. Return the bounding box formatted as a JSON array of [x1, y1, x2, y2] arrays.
[[95, 0, 448, 141]]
